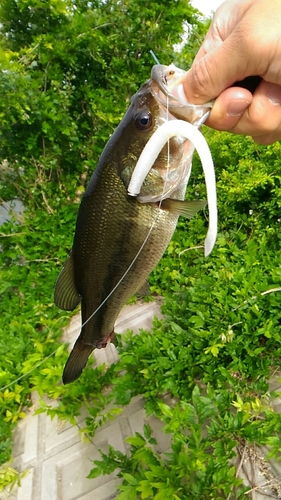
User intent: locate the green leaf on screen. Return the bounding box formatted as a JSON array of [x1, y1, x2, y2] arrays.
[[126, 435, 146, 447], [136, 479, 153, 498], [157, 402, 173, 418], [87, 468, 101, 479], [122, 473, 138, 486], [143, 424, 152, 440]]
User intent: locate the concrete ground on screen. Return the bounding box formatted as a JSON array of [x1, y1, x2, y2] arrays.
[[8, 301, 170, 500], [5, 301, 281, 500]]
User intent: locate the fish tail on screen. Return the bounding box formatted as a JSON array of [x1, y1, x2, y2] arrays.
[[62, 340, 93, 384]]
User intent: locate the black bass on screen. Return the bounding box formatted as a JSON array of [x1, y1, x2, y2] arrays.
[[55, 64, 212, 384]]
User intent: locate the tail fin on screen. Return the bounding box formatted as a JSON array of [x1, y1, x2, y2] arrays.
[[62, 340, 93, 384]]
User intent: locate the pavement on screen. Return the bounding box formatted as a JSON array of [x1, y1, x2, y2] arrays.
[[8, 301, 170, 500], [5, 301, 281, 500]]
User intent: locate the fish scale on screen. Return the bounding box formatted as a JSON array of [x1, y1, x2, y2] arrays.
[[54, 64, 211, 383]]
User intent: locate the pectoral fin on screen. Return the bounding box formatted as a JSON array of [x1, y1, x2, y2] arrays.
[[54, 253, 81, 311], [161, 199, 206, 218]]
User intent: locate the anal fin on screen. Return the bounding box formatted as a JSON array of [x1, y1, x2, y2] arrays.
[[137, 280, 150, 298]]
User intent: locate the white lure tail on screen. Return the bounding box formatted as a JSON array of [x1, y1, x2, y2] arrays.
[[127, 120, 217, 256]]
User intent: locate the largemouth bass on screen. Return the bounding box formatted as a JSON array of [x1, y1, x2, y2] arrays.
[[55, 64, 212, 384]]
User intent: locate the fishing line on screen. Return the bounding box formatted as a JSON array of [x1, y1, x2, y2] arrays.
[[1, 75, 211, 391], [80, 218, 159, 330], [149, 50, 161, 65], [81, 93, 172, 330], [0, 73, 171, 392], [0, 347, 60, 392], [0, 315, 72, 391]]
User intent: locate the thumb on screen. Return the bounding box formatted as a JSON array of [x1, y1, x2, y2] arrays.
[[183, 39, 250, 104]]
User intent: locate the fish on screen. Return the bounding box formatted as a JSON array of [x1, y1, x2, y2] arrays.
[[54, 64, 213, 384]]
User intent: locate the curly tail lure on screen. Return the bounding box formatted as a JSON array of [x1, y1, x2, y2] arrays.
[[127, 114, 217, 257]]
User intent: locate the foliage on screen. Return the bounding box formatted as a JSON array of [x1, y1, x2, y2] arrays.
[[175, 17, 211, 69], [89, 386, 248, 499], [86, 132, 281, 496], [0, 0, 199, 204], [2, 128, 280, 497], [2, 0, 281, 497], [0, 464, 26, 496], [0, 0, 206, 492]]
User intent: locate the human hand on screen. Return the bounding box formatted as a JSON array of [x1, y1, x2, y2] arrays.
[[183, 0, 281, 144]]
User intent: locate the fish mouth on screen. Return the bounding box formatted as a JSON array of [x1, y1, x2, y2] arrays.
[[150, 64, 213, 124], [151, 64, 187, 102], [126, 63, 214, 206], [127, 64, 217, 257]]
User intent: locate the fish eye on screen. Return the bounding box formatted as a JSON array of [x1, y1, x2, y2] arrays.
[[135, 112, 152, 130]]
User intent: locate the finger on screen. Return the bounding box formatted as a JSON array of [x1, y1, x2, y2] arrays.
[[193, 0, 253, 62], [205, 87, 252, 130], [183, 6, 272, 104], [252, 130, 281, 145], [183, 40, 253, 104], [230, 80, 281, 140], [204, 81, 281, 144]]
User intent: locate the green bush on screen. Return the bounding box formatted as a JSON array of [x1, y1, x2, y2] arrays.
[[86, 132, 281, 497], [0, 0, 204, 490], [1, 1, 281, 496]]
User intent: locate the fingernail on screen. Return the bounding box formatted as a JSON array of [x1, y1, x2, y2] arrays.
[[227, 99, 250, 117], [267, 83, 281, 104]]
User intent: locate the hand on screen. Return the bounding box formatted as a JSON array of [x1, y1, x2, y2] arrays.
[[183, 0, 281, 144]]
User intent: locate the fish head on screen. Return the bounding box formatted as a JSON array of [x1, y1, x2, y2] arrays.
[[119, 64, 212, 203], [118, 81, 167, 190]]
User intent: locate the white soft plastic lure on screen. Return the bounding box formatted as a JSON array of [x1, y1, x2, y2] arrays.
[[127, 68, 217, 257]]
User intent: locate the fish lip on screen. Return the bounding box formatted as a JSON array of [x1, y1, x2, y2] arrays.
[[151, 64, 181, 102], [151, 64, 214, 109], [125, 65, 214, 206]]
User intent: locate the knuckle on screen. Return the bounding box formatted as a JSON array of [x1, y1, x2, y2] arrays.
[[253, 131, 281, 145], [190, 58, 215, 100], [248, 104, 281, 135]]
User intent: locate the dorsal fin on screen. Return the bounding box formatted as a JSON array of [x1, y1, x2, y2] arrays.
[[54, 253, 81, 311]]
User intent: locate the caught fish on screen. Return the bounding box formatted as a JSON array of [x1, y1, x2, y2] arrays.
[[55, 64, 214, 384]]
